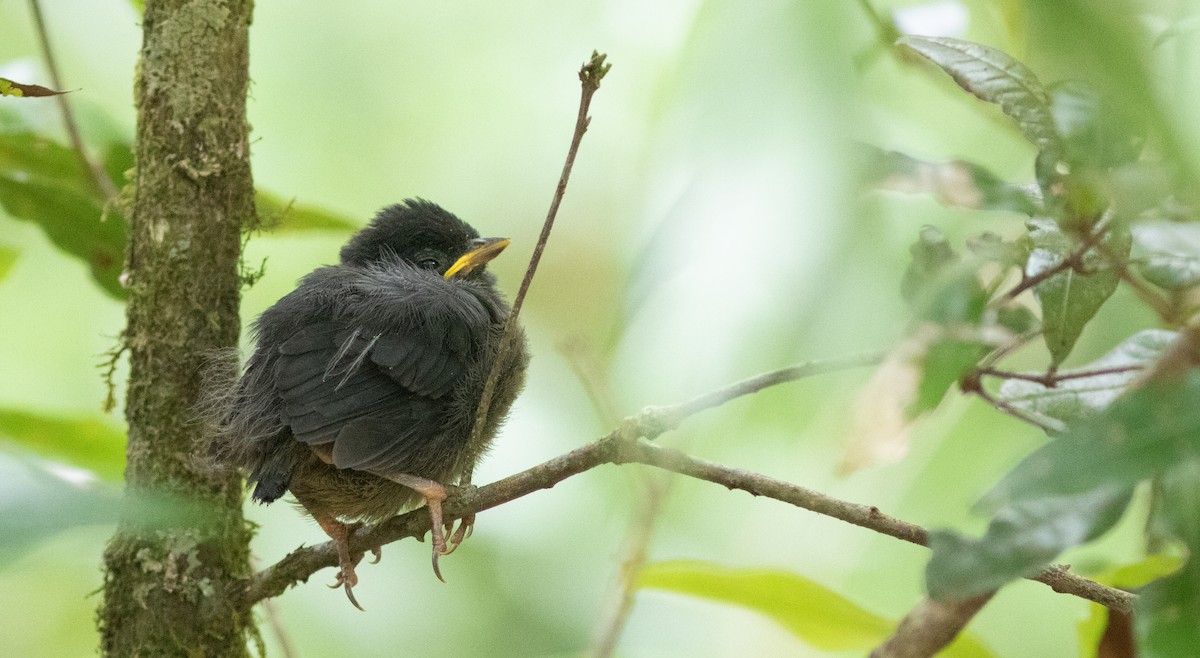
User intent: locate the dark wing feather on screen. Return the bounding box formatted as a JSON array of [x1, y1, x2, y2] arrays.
[[271, 306, 480, 475]]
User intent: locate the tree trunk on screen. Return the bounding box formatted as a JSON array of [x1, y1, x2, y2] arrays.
[[98, 1, 256, 655]]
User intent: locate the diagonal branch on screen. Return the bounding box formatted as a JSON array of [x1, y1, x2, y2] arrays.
[[467, 52, 611, 455], [869, 594, 996, 658], [240, 355, 1134, 617]]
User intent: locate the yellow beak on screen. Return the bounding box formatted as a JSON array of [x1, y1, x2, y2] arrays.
[[444, 237, 511, 279]]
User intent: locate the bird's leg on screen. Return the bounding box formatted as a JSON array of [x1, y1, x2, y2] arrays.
[[314, 514, 369, 611], [382, 473, 452, 582]]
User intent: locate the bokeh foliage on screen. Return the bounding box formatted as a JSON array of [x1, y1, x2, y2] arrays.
[[1, 0, 1199, 656]]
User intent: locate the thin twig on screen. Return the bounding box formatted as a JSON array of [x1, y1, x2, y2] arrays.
[[978, 364, 1145, 386], [589, 474, 669, 658], [560, 338, 670, 658], [973, 386, 1065, 434], [558, 337, 622, 425], [27, 0, 119, 200], [869, 593, 995, 658], [251, 557, 297, 658], [974, 329, 1040, 371], [623, 443, 1134, 614], [240, 358, 1136, 616], [466, 52, 611, 455], [997, 225, 1110, 304], [663, 351, 884, 423]]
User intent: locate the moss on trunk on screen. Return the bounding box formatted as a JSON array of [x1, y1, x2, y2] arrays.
[[98, 1, 257, 655]]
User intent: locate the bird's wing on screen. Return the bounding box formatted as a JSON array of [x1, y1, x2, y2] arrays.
[[272, 281, 489, 475]]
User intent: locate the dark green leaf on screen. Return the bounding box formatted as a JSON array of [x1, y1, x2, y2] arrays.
[[254, 191, 358, 233], [0, 408, 126, 480], [996, 330, 1176, 426], [639, 560, 994, 656], [896, 36, 1058, 153], [911, 338, 988, 417], [996, 305, 1038, 335], [901, 226, 988, 325], [927, 486, 1132, 600], [0, 131, 128, 299], [1132, 222, 1200, 291], [1136, 460, 1200, 656], [983, 370, 1200, 508], [1026, 218, 1131, 366]]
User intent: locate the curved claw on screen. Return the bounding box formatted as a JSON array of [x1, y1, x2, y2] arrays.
[[441, 514, 475, 556], [367, 546, 382, 565], [343, 582, 365, 611], [431, 549, 446, 584]]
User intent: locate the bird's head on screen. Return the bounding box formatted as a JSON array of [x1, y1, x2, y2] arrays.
[[339, 199, 510, 280]]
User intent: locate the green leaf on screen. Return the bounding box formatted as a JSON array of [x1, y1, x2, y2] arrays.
[[1132, 222, 1200, 291], [862, 147, 1040, 215], [946, 365, 1200, 602], [1084, 546, 1188, 590], [0, 131, 128, 299], [1136, 460, 1200, 656], [927, 486, 1132, 600], [1026, 218, 1131, 367], [984, 369, 1200, 508], [1077, 544, 1189, 656], [901, 226, 988, 325], [0, 457, 119, 565], [996, 330, 1176, 426], [0, 455, 211, 566], [966, 232, 1032, 269], [640, 560, 994, 657], [0, 408, 126, 480], [911, 338, 988, 417], [254, 191, 359, 233], [1048, 80, 1143, 169], [896, 36, 1058, 153], [0, 245, 16, 280], [996, 305, 1038, 335]]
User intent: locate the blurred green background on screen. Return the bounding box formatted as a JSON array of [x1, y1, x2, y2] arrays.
[[0, 0, 1192, 656]]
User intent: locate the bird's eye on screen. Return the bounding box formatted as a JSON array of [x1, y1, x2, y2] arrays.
[[418, 258, 440, 270]]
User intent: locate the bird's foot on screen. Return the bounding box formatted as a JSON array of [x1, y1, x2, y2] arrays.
[[382, 473, 453, 582], [315, 516, 372, 611], [442, 511, 475, 556]]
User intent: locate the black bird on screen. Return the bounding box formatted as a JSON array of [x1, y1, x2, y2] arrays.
[[211, 199, 528, 608]]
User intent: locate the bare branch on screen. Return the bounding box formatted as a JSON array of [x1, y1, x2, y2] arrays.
[[869, 593, 995, 658], [663, 351, 884, 423], [978, 364, 1145, 386], [467, 51, 611, 455], [972, 385, 1066, 434], [240, 357, 1135, 616]]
